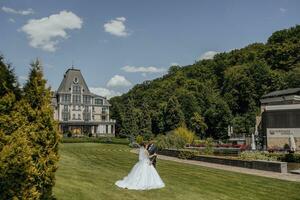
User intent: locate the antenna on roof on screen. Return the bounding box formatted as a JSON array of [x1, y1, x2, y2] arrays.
[[71, 60, 74, 69]]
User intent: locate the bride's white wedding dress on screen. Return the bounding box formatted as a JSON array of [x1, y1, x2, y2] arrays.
[[115, 147, 165, 190]]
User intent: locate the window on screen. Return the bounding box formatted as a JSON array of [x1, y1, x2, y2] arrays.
[[106, 125, 109, 134], [78, 113, 81, 120], [73, 77, 79, 83], [95, 98, 103, 105], [61, 94, 71, 103], [83, 95, 91, 104], [92, 106, 95, 112], [84, 105, 89, 111], [73, 85, 81, 93], [63, 113, 68, 121], [102, 107, 107, 115], [92, 115, 95, 120], [72, 114, 75, 120], [63, 105, 68, 111], [73, 94, 81, 104], [83, 113, 90, 121], [102, 116, 106, 121]]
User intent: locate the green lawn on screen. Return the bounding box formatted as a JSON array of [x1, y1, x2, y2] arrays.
[[54, 143, 300, 200]]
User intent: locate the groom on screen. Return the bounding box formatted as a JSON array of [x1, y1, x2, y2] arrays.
[[147, 140, 158, 168]]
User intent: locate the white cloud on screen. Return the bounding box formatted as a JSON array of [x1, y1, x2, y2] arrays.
[[2, 6, 34, 15], [170, 62, 180, 66], [107, 75, 132, 88], [90, 87, 121, 99], [279, 8, 287, 13], [122, 65, 166, 74], [104, 17, 129, 37], [199, 51, 218, 60], [21, 10, 83, 52], [8, 18, 15, 23]]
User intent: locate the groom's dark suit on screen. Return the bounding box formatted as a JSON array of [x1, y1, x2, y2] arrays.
[[147, 143, 157, 168]]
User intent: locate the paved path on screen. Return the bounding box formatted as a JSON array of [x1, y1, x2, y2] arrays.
[[130, 149, 300, 182]]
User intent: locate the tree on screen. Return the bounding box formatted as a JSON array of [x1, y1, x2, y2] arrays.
[[0, 55, 20, 100], [151, 106, 165, 135], [120, 99, 139, 136], [204, 98, 232, 139], [109, 25, 300, 140], [22, 59, 60, 199], [190, 112, 207, 139], [0, 99, 40, 199], [164, 96, 185, 132], [176, 88, 201, 129], [0, 57, 40, 199], [137, 103, 152, 139], [109, 97, 124, 136]]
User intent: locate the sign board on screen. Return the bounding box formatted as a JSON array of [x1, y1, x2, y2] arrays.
[[267, 128, 300, 138]]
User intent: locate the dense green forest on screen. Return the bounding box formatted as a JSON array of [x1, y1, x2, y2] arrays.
[[110, 25, 300, 140]]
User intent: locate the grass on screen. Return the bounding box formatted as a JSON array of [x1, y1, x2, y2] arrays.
[[54, 143, 300, 200]]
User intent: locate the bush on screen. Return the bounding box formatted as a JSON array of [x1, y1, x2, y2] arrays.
[[284, 153, 300, 162], [173, 126, 196, 144], [155, 133, 186, 150], [166, 134, 186, 149], [155, 134, 169, 150], [269, 152, 300, 163], [61, 137, 129, 145], [204, 138, 214, 155], [178, 150, 198, 159], [136, 135, 143, 144], [192, 139, 205, 146], [102, 137, 112, 143], [239, 151, 277, 161], [88, 133, 93, 137]]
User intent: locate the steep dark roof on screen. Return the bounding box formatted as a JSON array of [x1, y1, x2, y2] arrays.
[[261, 88, 300, 98], [57, 68, 92, 95]]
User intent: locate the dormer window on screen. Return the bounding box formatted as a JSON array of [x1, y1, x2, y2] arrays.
[[95, 98, 103, 105], [73, 77, 79, 84]]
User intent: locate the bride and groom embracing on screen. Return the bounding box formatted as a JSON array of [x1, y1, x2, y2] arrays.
[[115, 141, 165, 190]]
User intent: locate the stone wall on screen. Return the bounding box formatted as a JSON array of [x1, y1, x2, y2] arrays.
[[159, 149, 288, 173]]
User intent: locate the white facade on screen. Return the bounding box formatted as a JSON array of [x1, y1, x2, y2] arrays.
[[52, 68, 115, 136]]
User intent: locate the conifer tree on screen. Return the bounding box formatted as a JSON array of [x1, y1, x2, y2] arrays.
[[0, 55, 20, 102], [0, 56, 39, 199], [22, 59, 60, 199], [164, 96, 185, 132], [121, 99, 139, 136]]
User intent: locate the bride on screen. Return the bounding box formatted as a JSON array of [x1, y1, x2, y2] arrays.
[[115, 142, 165, 190]]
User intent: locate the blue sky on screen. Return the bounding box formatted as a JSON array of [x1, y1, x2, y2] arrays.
[[1, 0, 299, 98]]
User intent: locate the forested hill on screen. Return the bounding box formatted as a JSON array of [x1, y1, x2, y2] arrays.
[[110, 25, 300, 140]]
